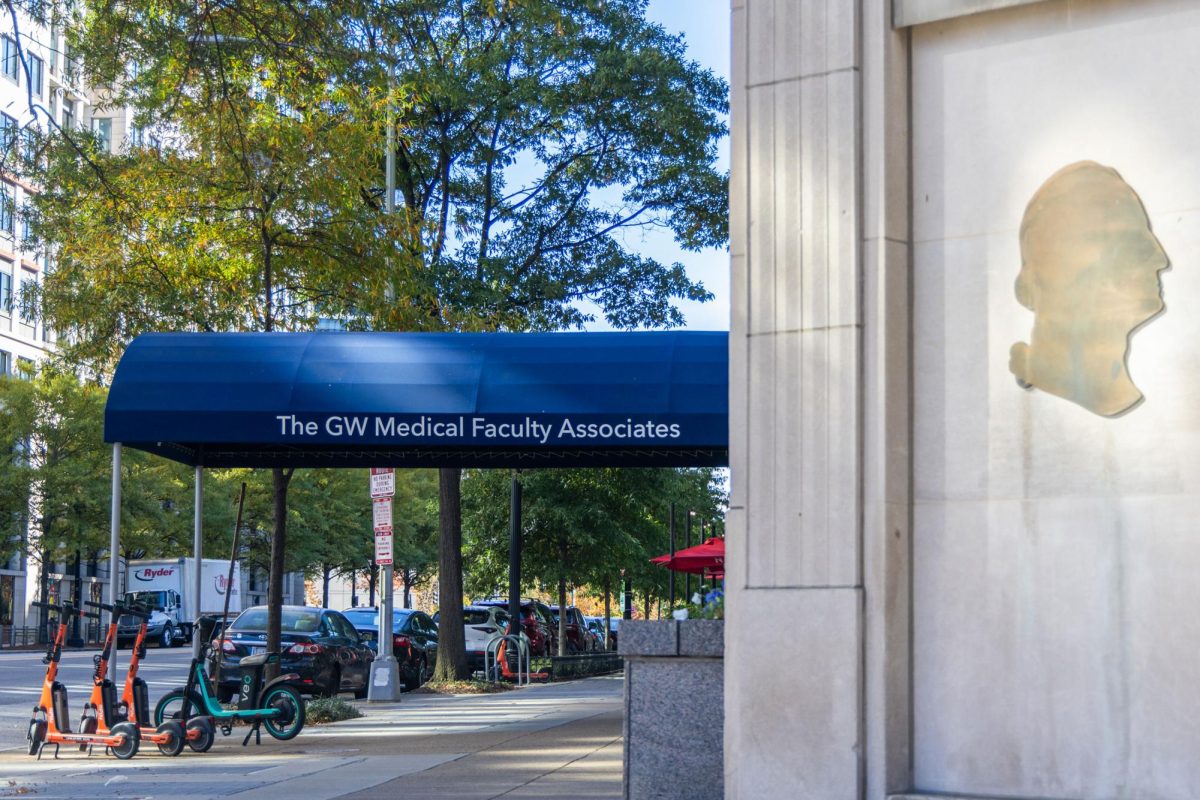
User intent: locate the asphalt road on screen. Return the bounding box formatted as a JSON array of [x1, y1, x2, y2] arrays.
[[0, 644, 195, 753]]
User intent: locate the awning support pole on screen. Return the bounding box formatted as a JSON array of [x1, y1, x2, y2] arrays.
[[508, 471, 522, 645], [193, 466, 203, 659], [107, 443, 122, 683]]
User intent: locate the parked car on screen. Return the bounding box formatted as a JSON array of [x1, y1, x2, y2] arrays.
[[607, 617, 621, 650], [460, 605, 515, 671], [549, 605, 593, 653], [584, 616, 607, 651], [473, 598, 558, 657], [208, 605, 374, 701], [342, 607, 439, 691]]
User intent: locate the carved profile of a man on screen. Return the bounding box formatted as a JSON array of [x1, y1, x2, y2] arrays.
[[1010, 161, 1169, 416]]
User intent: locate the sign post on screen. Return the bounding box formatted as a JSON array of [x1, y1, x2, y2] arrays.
[[367, 468, 402, 701]]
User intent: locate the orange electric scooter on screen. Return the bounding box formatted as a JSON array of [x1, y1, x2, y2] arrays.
[[118, 602, 215, 752], [78, 600, 192, 756], [27, 601, 140, 760]]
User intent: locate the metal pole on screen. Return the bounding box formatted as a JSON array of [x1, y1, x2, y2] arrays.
[[508, 471, 522, 641], [685, 510, 692, 603], [668, 502, 676, 607], [213, 484, 246, 682], [107, 443, 121, 682], [192, 466, 204, 659]]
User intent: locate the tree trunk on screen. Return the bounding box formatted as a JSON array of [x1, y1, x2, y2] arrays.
[[402, 569, 411, 609], [433, 467, 467, 681], [322, 564, 330, 609], [368, 563, 377, 607], [643, 591, 650, 622], [266, 467, 292, 680]]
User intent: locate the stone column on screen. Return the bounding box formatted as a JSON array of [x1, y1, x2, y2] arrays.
[[726, 0, 911, 797]]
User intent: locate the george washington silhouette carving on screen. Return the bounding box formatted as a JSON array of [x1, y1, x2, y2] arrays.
[[1010, 161, 1169, 416]]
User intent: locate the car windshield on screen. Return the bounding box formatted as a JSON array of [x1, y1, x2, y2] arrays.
[[463, 610, 492, 625], [342, 608, 410, 628], [231, 608, 322, 633], [123, 591, 167, 610]]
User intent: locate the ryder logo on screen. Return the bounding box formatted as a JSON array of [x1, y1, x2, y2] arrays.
[[134, 567, 176, 581], [214, 574, 238, 596]]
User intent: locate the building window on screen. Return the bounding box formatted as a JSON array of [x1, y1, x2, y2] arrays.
[[18, 272, 36, 321], [27, 54, 43, 97], [0, 113, 15, 159], [1, 36, 17, 82], [61, 99, 73, 132], [0, 268, 11, 313], [49, 24, 58, 75], [93, 117, 112, 153], [0, 350, 9, 375], [0, 183, 14, 235], [16, 357, 33, 378], [62, 42, 76, 86]]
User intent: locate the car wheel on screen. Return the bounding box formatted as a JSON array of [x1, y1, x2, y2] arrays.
[[159, 624, 174, 649], [321, 667, 341, 699], [403, 657, 427, 691]]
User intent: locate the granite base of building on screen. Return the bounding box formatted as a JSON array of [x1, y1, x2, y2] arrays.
[[621, 619, 724, 800]]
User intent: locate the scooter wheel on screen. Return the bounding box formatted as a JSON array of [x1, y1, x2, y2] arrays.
[[79, 715, 97, 751], [27, 719, 46, 756], [186, 717, 215, 753], [156, 721, 186, 757], [109, 721, 140, 760], [262, 685, 305, 741]]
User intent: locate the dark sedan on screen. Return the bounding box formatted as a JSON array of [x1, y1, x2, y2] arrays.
[[209, 605, 374, 701], [342, 607, 438, 691]]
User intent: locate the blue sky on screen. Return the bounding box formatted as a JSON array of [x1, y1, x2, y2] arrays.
[[587, 1, 731, 332]]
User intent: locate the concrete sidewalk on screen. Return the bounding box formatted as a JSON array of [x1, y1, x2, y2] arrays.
[[0, 675, 624, 799]]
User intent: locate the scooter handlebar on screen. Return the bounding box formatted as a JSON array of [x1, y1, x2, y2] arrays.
[[86, 599, 152, 620], [31, 601, 81, 615]]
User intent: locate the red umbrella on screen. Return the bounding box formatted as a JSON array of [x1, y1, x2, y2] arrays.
[[651, 537, 725, 576]]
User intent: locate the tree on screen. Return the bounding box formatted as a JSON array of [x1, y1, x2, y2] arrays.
[[376, 0, 727, 679], [462, 466, 726, 650], [26, 0, 429, 663], [27, 0, 728, 678]]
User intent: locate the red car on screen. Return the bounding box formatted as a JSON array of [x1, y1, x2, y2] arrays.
[[549, 605, 593, 654], [473, 598, 557, 657]]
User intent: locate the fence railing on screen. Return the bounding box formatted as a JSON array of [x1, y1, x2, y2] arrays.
[[0, 622, 105, 648], [532, 652, 624, 681]]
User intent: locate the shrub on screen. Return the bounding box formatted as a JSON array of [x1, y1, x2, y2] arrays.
[[306, 697, 363, 724]]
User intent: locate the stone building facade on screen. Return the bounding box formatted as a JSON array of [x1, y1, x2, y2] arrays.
[[727, 0, 1200, 798]]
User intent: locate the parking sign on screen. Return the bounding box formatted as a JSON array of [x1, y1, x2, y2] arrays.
[[370, 468, 395, 498]]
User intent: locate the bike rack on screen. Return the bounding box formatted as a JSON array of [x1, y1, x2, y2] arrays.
[[484, 635, 531, 686]]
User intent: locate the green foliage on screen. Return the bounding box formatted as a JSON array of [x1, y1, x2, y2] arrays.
[[461, 467, 725, 602], [305, 696, 364, 724]]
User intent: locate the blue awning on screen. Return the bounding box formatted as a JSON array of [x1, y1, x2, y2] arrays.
[[104, 331, 728, 468]]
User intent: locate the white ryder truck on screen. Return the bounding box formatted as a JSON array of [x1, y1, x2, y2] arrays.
[[119, 558, 241, 648]]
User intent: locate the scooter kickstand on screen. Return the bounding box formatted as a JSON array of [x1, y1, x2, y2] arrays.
[[241, 721, 262, 747]]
